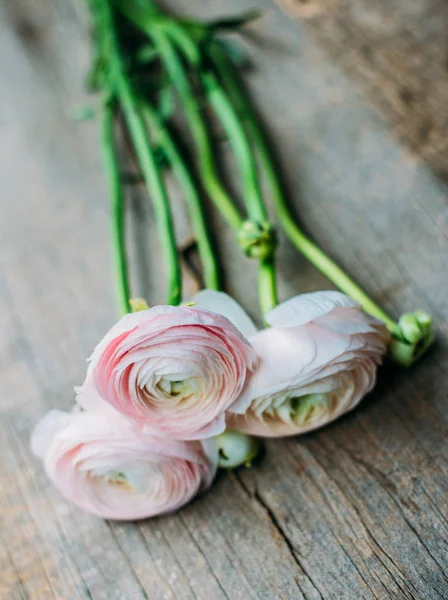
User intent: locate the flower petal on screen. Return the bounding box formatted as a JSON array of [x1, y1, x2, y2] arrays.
[[230, 291, 389, 439], [76, 303, 255, 440], [243, 324, 351, 399], [315, 307, 387, 336], [31, 408, 217, 521], [265, 291, 360, 328], [30, 410, 73, 459], [193, 290, 258, 338]]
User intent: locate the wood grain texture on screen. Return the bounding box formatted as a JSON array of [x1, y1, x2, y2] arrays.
[[275, 0, 448, 181], [0, 0, 447, 599]]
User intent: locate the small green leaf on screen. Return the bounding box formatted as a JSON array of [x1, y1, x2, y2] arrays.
[[129, 298, 150, 312]]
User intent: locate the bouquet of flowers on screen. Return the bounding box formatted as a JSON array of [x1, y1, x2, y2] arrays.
[[31, 0, 433, 521]]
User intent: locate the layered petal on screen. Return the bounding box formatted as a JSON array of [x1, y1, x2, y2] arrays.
[[228, 292, 389, 437], [193, 290, 258, 338], [77, 305, 256, 440], [265, 290, 360, 328], [31, 409, 217, 520]]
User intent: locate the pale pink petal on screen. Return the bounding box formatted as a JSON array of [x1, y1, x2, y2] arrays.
[[32, 409, 216, 521], [231, 291, 389, 438], [76, 305, 255, 440], [314, 307, 383, 335], [193, 290, 258, 338], [243, 324, 351, 398], [265, 291, 360, 328], [31, 410, 74, 459]]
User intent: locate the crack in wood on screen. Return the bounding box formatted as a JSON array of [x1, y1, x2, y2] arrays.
[[290, 447, 405, 600], [234, 473, 323, 600], [309, 440, 446, 599], [1, 0, 448, 598]]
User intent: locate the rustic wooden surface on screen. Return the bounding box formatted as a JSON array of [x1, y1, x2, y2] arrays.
[[276, 0, 448, 181], [1, 0, 447, 599]]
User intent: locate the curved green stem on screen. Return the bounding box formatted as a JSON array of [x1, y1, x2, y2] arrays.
[[100, 0, 181, 306], [199, 71, 278, 314], [159, 21, 279, 315], [101, 98, 131, 315], [152, 30, 244, 232], [118, 89, 181, 306], [210, 44, 400, 337], [141, 103, 221, 290], [161, 23, 279, 314], [269, 213, 399, 334], [113, 0, 244, 232], [201, 71, 267, 223]]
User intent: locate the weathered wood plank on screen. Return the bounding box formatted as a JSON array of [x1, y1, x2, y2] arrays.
[[0, 0, 447, 599], [275, 0, 448, 181]]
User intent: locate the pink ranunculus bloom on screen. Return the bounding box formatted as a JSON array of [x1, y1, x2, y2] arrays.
[[31, 407, 218, 520], [76, 306, 256, 440], [193, 290, 390, 438]]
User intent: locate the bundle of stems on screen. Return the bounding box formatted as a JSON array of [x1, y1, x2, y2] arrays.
[[86, 0, 433, 366]]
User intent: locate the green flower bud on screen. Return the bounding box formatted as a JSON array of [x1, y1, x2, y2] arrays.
[[237, 220, 277, 260], [414, 310, 432, 328], [398, 313, 421, 344], [215, 430, 260, 469], [389, 310, 434, 367]]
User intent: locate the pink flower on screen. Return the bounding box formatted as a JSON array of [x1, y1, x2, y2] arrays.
[[31, 407, 217, 520], [77, 306, 255, 440], [194, 290, 390, 437]]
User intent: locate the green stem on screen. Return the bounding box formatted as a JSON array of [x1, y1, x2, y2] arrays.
[[99, 0, 181, 306], [258, 258, 279, 317], [101, 98, 131, 315], [156, 18, 279, 315], [271, 214, 399, 333], [211, 45, 400, 336], [152, 30, 244, 232], [141, 103, 221, 290], [114, 0, 244, 232], [117, 0, 277, 312], [201, 71, 267, 223], [160, 22, 279, 314], [200, 71, 278, 314]]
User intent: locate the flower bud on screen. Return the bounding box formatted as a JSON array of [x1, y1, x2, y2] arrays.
[[215, 430, 260, 469], [414, 310, 432, 328], [237, 220, 277, 260], [398, 313, 421, 343], [389, 310, 433, 367]]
